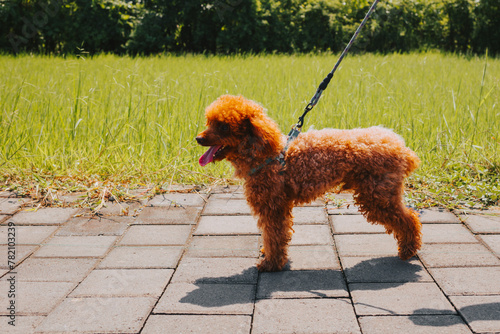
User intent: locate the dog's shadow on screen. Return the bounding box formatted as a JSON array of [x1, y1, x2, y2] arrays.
[[179, 256, 424, 308], [411, 303, 500, 328]]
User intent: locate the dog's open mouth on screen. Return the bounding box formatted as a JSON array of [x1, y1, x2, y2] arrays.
[[199, 145, 225, 166]]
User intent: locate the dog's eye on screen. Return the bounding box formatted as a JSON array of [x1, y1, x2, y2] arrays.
[[220, 124, 230, 132]]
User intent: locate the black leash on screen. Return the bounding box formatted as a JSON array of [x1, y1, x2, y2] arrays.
[[287, 0, 380, 142]]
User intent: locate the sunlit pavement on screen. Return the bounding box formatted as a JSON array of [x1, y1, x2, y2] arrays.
[[1, 187, 499, 333]]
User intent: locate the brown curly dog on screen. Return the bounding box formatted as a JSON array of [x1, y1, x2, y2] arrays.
[[196, 95, 422, 272]]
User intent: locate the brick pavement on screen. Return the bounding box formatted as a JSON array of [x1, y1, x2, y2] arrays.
[[0, 188, 499, 333]]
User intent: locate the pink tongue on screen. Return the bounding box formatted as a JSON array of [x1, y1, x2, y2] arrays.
[[199, 145, 222, 167]]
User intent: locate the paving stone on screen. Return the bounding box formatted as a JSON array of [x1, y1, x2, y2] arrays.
[[56, 192, 86, 205], [34, 236, 117, 258], [335, 234, 399, 257], [359, 315, 472, 334], [8, 207, 78, 225], [422, 224, 478, 244], [0, 281, 75, 315], [202, 199, 252, 215], [257, 270, 348, 299], [15, 258, 97, 282], [450, 295, 500, 333], [160, 185, 204, 193], [148, 193, 207, 207], [296, 197, 325, 207], [326, 192, 355, 202], [125, 188, 152, 202], [98, 246, 183, 269], [209, 185, 244, 194], [0, 198, 28, 215], [330, 215, 386, 234], [350, 282, 455, 316], [419, 208, 460, 224], [466, 208, 500, 216], [171, 257, 258, 284], [154, 283, 255, 315], [35, 296, 155, 333], [90, 202, 143, 216], [136, 206, 201, 225], [186, 236, 259, 258], [0, 226, 57, 245], [419, 243, 500, 267], [325, 194, 358, 210], [479, 234, 500, 256], [56, 216, 133, 236], [252, 298, 361, 334], [342, 256, 432, 283], [429, 267, 500, 295], [0, 316, 44, 333], [287, 245, 340, 270], [194, 215, 259, 235], [0, 245, 37, 269], [0, 215, 8, 223], [142, 315, 252, 334], [119, 225, 192, 245], [70, 269, 173, 297], [290, 225, 333, 245], [292, 206, 328, 224], [210, 192, 246, 200], [327, 204, 362, 215], [460, 214, 500, 234]]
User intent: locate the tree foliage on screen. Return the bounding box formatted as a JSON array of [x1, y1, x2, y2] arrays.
[[0, 0, 498, 55]]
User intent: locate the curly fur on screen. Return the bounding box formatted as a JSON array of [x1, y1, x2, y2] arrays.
[[197, 95, 422, 272]]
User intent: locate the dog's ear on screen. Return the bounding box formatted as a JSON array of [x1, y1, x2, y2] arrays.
[[245, 114, 282, 158]]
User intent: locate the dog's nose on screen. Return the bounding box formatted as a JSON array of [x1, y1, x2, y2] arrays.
[[196, 136, 205, 145]]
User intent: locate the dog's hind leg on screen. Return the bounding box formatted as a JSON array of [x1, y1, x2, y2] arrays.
[[393, 206, 422, 260], [353, 174, 422, 260]]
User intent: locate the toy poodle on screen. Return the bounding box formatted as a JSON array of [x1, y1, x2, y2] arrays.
[[196, 95, 422, 272]]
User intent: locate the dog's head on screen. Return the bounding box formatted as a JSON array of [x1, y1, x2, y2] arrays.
[[196, 95, 283, 166]]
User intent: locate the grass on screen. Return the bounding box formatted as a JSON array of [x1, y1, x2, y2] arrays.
[[0, 52, 499, 209]]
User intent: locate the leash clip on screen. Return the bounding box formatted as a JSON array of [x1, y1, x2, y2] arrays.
[[277, 124, 302, 170], [287, 125, 301, 142]]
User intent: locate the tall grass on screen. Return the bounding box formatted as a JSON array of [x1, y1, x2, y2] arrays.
[[0, 53, 499, 206]]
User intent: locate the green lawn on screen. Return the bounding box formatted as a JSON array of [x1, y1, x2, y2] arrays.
[[1, 53, 499, 208]]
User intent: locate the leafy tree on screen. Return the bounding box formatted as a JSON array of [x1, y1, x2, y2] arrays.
[[444, 0, 473, 53], [216, 0, 264, 53], [58, 0, 138, 54], [293, 0, 339, 52], [473, 0, 500, 54], [257, 0, 299, 53], [1, 0, 499, 55]]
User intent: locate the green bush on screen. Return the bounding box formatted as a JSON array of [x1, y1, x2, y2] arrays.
[[473, 0, 500, 54], [1, 0, 499, 55], [127, 12, 168, 55], [1, 0, 138, 54], [216, 0, 264, 53], [444, 0, 473, 53], [293, 0, 339, 52], [59, 0, 137, 54]]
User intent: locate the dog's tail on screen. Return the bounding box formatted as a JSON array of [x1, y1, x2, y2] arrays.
[[404, 148, 420, 177]]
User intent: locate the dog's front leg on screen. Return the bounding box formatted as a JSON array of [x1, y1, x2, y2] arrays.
[[256, 210, 294, 272]]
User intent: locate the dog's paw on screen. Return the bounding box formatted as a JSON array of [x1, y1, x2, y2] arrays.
[[256, 258, 286, 272], [397, 236, 422, 261], [398, 247, 418, 261], [256, 259, 278, 272]]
